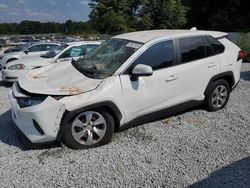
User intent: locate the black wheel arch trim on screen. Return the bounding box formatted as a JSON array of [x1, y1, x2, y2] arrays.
[[204, 71, 235, 95], [57, 101, 122, 141]]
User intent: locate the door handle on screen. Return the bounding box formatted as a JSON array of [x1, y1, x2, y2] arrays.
[[166, 75, 178, 82], [208, 63, 217, 68]]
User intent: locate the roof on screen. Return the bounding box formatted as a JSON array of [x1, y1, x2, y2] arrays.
[[30, 42, 59, 45], [66, 41, 102, 46], [113, 30, 228, 43]]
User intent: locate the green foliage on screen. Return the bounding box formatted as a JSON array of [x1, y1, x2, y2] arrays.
[[184, 0, 250, 31], [1, 0, 250, 35], [236, 33, 250, 61], [89, 0, 187, 34], [0, 20, 93, 35]]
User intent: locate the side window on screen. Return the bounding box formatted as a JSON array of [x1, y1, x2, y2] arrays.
[[59, 46, 83, 59], [130, 40, 174, 71], [85, 44, 98, 53], [27, 45, 43, 52], [206, 36, 225, 54], [179, 36, 206, 63], [45, 44, 58, 51]]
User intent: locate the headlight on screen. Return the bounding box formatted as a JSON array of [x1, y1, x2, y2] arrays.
[[17, 98, 45, 108], [7, 64, 25, 70]]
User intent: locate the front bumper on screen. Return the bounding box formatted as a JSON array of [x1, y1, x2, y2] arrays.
[[9, 90, 65, 144], [2, 69, 24, 82]]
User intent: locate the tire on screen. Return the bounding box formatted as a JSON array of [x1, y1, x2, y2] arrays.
[[204, 79, 230, 111], [62, 109, 114, 149]]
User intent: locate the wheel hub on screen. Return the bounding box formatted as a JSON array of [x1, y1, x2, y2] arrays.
[[211, 85, 228, 109], [71, 111, 107, 146]]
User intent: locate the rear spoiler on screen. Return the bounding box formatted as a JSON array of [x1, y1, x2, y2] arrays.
[[216, 35, 229, 40], [190, 27, 228, 39]]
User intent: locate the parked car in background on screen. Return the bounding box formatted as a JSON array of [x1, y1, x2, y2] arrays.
[[0, 42, 60, 68], [3, 44, 27, 54], [9, 30, 243, 149], [2, 41, 101, 82]]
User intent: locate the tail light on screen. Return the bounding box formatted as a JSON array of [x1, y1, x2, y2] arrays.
[[237, 50, 247, 61]]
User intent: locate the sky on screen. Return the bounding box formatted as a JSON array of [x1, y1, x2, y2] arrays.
[[0, 0, 91, 23]]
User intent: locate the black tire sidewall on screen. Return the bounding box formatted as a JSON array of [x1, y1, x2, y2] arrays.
[[62, 109, 114, 149], [205, 79, 230, 111]]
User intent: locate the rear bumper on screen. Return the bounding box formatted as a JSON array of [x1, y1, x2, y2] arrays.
[[9, 90, 65, 144]]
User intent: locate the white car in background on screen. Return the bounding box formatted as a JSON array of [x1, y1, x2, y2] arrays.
[[2, 41, 101, 82], [0, 42, 60, 68]]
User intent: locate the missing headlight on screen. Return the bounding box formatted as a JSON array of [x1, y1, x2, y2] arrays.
[[17, 98, 45, 108]]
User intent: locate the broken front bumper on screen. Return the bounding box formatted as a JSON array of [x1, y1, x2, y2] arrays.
[[9, 90, 65, 144]]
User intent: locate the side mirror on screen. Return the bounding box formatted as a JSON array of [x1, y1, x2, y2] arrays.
[[24, 50, 29, 54], [131, 64, 153, 81]]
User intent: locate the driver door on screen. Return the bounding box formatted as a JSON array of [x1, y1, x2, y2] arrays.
[[120, 40, 182, 122]]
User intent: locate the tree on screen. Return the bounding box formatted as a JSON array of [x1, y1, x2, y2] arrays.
[[89, 0, 187, 34], [184, 0, 250, 31], [141, 0, 186, 29], [0, 20, 93, 35]]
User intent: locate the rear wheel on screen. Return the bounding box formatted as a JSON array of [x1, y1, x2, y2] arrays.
[[205, 79, 230, 111], [63, 109, 114, 149]]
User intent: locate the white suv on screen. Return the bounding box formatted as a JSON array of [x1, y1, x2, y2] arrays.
[[9, 30, 243, 149]]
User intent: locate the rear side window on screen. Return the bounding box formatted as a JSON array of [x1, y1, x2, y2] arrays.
[[59, 46, 84, 58], [45, 44, 59, 51], [84, 44, 99, 53], [28, 45, 43, 52], [206, 36, 225, 54], [179, 36, 205, 63], [130, 40, 174, 71]]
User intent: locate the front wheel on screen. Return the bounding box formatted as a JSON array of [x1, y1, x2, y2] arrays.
[[204, 79, 230, 111], [62, 109, 114, 149]]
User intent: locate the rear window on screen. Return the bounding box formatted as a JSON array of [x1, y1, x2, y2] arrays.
[[206, 36, 225, 54], [179, 36, 206, 63]]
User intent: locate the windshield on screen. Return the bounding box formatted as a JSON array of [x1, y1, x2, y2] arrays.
[[41, 44, 68, 58], [72, 38, 143, 79]]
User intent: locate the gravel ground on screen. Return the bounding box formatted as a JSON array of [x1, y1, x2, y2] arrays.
[[0, 63, 249, 188]]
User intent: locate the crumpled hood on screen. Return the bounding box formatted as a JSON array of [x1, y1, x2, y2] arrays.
[[18, 62, 103, 96], [6, 55, 53, 69]]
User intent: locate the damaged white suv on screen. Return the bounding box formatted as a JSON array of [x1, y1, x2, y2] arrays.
[[9, 30, 243, 149]]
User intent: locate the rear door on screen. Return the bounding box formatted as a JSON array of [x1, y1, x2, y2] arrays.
[[175, 36, 221, 101]]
